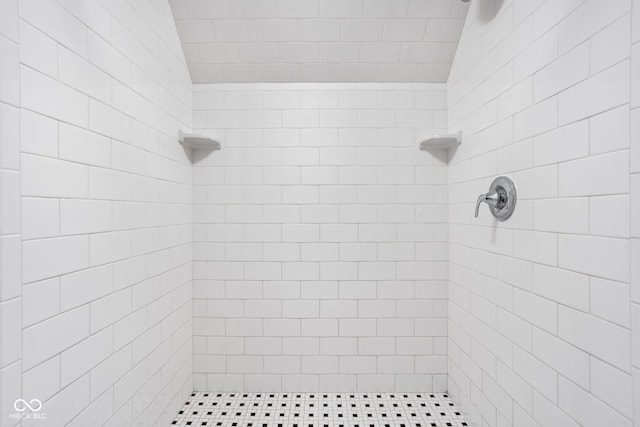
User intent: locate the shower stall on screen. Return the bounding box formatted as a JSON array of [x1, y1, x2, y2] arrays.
[[0, 0, 638, 425]]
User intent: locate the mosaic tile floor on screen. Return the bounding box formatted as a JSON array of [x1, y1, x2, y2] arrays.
[[172, 392, 468, 427]]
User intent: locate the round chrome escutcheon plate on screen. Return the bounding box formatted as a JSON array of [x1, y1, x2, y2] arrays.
[[488, 176, 517, 221]]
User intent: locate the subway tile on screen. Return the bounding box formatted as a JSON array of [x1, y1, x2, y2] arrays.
[[283, 110, 320, 128], [89, 100, 130, 143], [61, 327, 113, 387], [532, 264, 589, 311], [631, 240, 640, 304], [590, 277, 630, 328], [282, 147, 320, 165], [532, 121, 589, 166], [590, 357, 634, 419], [22, 154, 88, 198], [559, 376, 632, 427], [496, 362, 532, 414], [558, 0, 630, 53], [0, 299, 20, 367], [111, 83, 145, 122], [633, 42, 640, 108], [89, 167, 131, 201], [559, 60, 629, 125], [264, 92, 301, 109], [112, 359, 148, 409], [19, 20, 57, 77], [558, 306, 631, 371], [22, 355, 60, 403], [302, 319, 338, 336], [22, 277, 59, 327], [59, 47, 111, 103], [591, 105, 630, 157], [533, 198, 589, 234], [513, 289, 558, 334], [37, 374, 90, 426], [591, 15, 631, 74], [496, 308, 532, 351], [532, 390, 580, 427], [67, 388, 114, 427], [59, 124, 111, 168], [20, 109, 58, 157], [513, 96, 558, 141], [559, 150, 629, 197], [320, 109, 358, 127], [590, 195, 629, 238], [341, 19, 384, 41], [424, 18, 464, 42], [357, 374, 394, 391], [21, 66, 88, 127], [513, 27, 558, 82], [93, 290, 134, 336], [513, 230, 557, 266], [496, 77, 533, 120], [60, 265, 113, 311], [90, 231, 132, 266], [87, 31, 130, 83], [23, 236, 89, 284], [533, 328, 589, 389], [320, 337, 357, 355], [559, 234, 629, 283], [513, 346, 558, 403], [20, 0, 87, 55], [533, 42, 589, 103], [0, 0, 17, 41], [531, 0, 584, 38], [264, 356, 300, 374], [23, 306, 90, 370], [0, 170, 20, 237], [60, 199, 112, 236], [265, 319, 301, 337], [374, 318, 414, 337]]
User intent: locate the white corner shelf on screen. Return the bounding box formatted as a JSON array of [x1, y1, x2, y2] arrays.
[[419, 131, 461, 150], [179, 131, 221, 151]]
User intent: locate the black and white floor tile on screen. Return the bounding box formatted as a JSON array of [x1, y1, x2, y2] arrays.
[[173, 392, 468, 427]]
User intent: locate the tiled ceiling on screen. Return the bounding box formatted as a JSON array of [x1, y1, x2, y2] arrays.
[[169, 0, 470, 83]]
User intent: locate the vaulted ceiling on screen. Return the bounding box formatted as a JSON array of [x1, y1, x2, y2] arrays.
[[169, 0, 470, 83]]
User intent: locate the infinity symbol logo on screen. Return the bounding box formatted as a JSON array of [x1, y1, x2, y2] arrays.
[[14, 399, 42, 412]]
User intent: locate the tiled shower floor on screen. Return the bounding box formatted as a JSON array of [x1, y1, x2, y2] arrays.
[[172, 392, 468, 427]]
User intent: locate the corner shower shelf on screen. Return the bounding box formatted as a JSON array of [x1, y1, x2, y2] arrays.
[[179, 131, 221, 151], [419, 131, 461, 150]]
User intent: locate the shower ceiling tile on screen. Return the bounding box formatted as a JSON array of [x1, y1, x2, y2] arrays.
[[170, 0, 469, 83]]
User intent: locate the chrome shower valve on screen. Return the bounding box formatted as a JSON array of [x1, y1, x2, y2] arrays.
[[475, 176, 517, 221]]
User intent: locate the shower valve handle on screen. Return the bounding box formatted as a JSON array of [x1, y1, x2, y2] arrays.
[[474, 176, 518, 221], [475, 191, 502, 218]]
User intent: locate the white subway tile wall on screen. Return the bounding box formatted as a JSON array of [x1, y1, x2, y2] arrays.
[[0, 0, 21, 424], [2, 0, 639, 425], [170, 0, 470, 83], [192, 82, 449, 392], [6, 0, 194, 425], [631, 0, 640, 423], [448, 0, 635, 426]]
